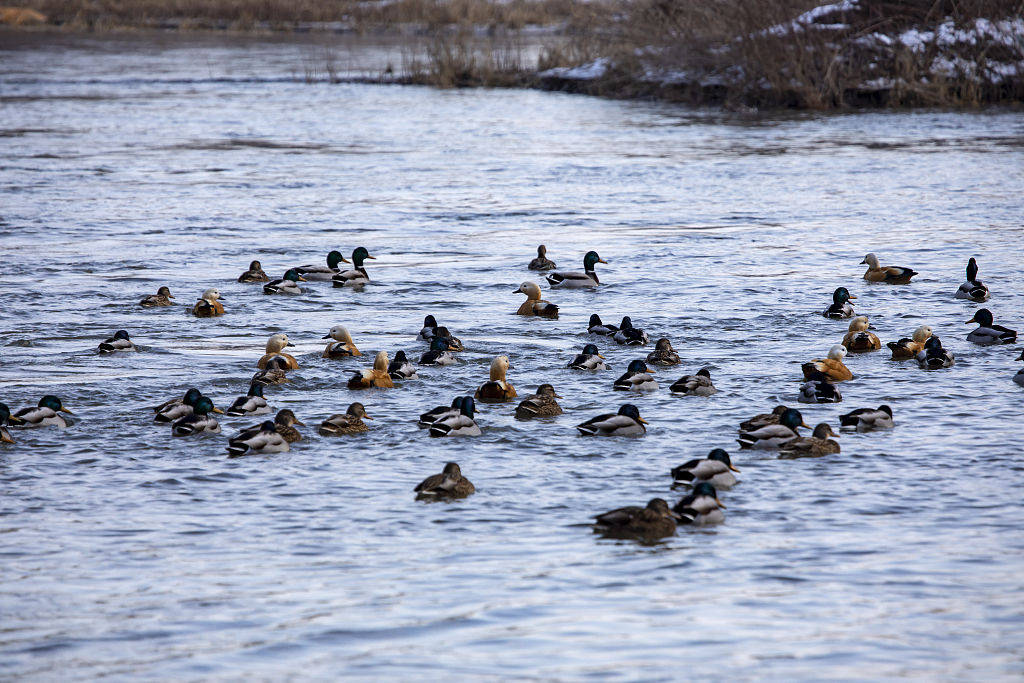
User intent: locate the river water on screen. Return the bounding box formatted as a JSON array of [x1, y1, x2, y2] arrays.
[[2, 30, 1023, 679]]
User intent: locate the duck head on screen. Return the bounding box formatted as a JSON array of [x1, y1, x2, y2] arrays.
[[780, 408, 809, 431], [654, 338, 674, 352], [423, 315, 438, 328], [707, 448, 740, 472], [350, 247, 375, 267], [393, 350, 408, 363], [833, 287, 856, 304], [181, 388, 203, 406], [0, 402, 21, 427], [618, 404, 647, 424], [201, 288, 224, 303], [38, 395, 72, 414], [347, 402, 371, 419], [266, 333, 295, 353], [619, 316, 634, 330], [282, 269, 306, 283], [583, 251, 607, 271], [626, 359, 654, 374], [696, 367, 712, 379], [912, 325, 933, 343], [535, 383, 562, 398], [860, 253, 880, 268], [588, 314, 604, 328], [876, 404, 893, 417], [847, 316, 870, 333], [827, 344, 848, 361], [966, 257, 979, 282], [966, 308, 994, 327], [581, 343, 603, 358], [275, 409, 305, 427], [326, 250, 349, 269], [193, 396, 217, 416], [248, 260, 262, 271], [692, 482, 725, 507], [811, 423, 839, 439], [459, 397, 477, 419], [489, 356, 511, 381], [246, 383, 264, 398], [515, 281, 543, 300], [646, 498, 678, 519], [323, 325, 355, 344], [156, 286, 173, 298], [373, 350, 390, 372]]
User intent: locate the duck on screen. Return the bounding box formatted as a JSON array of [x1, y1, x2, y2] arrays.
[[419, 337, 456, 366], [916, 335, 955, 369], [318, 402, 372, 436], [887, 325, 933, 360], [587, 314, 618, 336], [268, 409, 304, 442], [546, 250, 606, 288], [839, 405, 894, 431], [739, 405, 789, 432], [671, 449, 740, 489], [192, 288, 225, 317], [13, 395, 73, 428], [433, 327, 464, 351], [593, 498, 678, 540], [171, 395, 222, 436], [672, 482, 726, 526], [669, 367, 717, 396], [812, 344, 853, 381], [613, 359, 658, 392], [798, 365, 842, 403], [568, 343, 607, 370], [226, 420, 289, 456], [251, 356, 292, 385], [294, 250, 349, 281], [332, 246, 375, 287], [418, 315, 439, 341], [348, 351, 395, 390], [140, 286, 174, 307], [955, 257, 989, 301], [965, 308, 1017, 345], [258, 333, 299, 370], [387, 350, 418, 380], [98, 329, 136, 353], [418, 397, 463, 428], [414, 462, 476, 498], [153, 387, 203, 423], [613, 317, 649, 346], [514, 384, 563, 418], [264, 269, 306, 295], [842, 316, 881, 352], [822, 287, 857, 319], [646, 338, 680, 366], [528, 244, 557, 271], [738, 407, 807, 449], [474, 356, 517, 402], [779, 423, 841, 457], [576, 404, 647, 437], [238, 260, 269, 283], [1013, 350, 1024, 387], [0, 403, 25, 443], [513, 281, 559, 318], [322, 325, 362, 358], [861, 253, 917, 284], [225, 383, 271, 416], [429, 397, 482, 437]]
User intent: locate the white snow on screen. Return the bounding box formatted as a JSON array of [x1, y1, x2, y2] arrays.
[[539, 57, 609, 80]]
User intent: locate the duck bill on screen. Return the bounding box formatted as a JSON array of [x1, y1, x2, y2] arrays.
[[362, 415, 374, 420], [340, 256, 351, 263], [554, 394, 564, 399], [60, 407, 74, 414], [598, 258, 608, 264], [669, 511, 683, 520], [848, 294, 857, 299], [168, 295, 176, 299], [212, 407, 224, 414], [716, 498, 726, 509], [964, 318, 977, 324], [322, 333, 332, 339], [645, 368, 655, 373], [729, 465, 741, 472], [801, 421, 811, 428], [637, 417, 648, 424], [366, 255, 377, 260], [859, 258, 868, 264], [597, 353, 605, 359], [293, 419, 306, 426], [297, 275, 307, 282], [7, 415, 25, 425], [511, 287, 521, 292]]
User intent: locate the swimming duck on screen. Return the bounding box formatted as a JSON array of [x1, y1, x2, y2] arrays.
[[332, 247, 375, 287], [264, 269, 306, 295], [153, 387, 203, 423], [671, 449, 740, 489], [587, 314, 618, 336], [258, 333, 299, 370], [798, 365, 842, 403], [738, 407, 807, 449], [419, 337, 456, 366], [965, 308, 1017, 345], [0, 403, 24, 443], [475, 356, 517, 402], [268, 409, 304, 442], [916, 335, 955, 369], [614, 360, 658, 393], [348, 351, 395, 390], [429, 397, 482, 437], [593, 498, 678, 540], [646, 338, 680, 366], [294, 250, 349, 281], [433, 327, 464, 351], [418, 315, 439, 341], [513, 281, 559, 319], [414, 461, 476, 498], [251, 356, 292, 385], [192, 288, 225, 317], [98, 329, 136, 353], [669, 367, 717, 396], [779, 423, 841, 457], [576, 404, 647, 437], [822, 287, 857, 319], [514, 384, 563, 418], [226, 420, 289, 456], [322, 325, 362, 358], [887, 325, 932, 360], [319, 402, 372, 436], [418, 397, 463, 428], [568, 343, 607, 370], [387, 350, 418, 380], [1013, 350, 1024, 387], [955, 257, 989, 301], [842, 316, 881, 352], [13, 395, 73, 428], [738, 405, 788, 432], [812, 344, 853, 381], [839, 405, 893, 431], [861, 253, 917, 284], [546, 250, 606, 288], [613, 317, 649, 346], [171, 395, 222, 436], [225, 383, 271, 416], [238, 260, 269, 283], [528, 244, 557, 271], [140, 286, 174, 307], [672, 482, 726, 526]]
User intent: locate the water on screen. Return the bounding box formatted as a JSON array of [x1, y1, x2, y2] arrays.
[[2, 30, 1023, 679]]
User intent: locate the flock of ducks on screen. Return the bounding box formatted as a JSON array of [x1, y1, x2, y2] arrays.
[[2, 248, 1020, 542]]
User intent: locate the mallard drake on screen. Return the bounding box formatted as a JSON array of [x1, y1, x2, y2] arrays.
[[98, 329, 136, 353], [226, 420, 289, 456], [528, 244, 557, 271], [319, 402, 372, 436], [429, 397, 482, 437], [779, 423, 840, 457], [295, 250, 349, 281], [646, 338, 680, 366], [614, 359, 658, 393], [387, 350, 418, 380], [414, 461, 476, 498], [798, 365, 842, 403], [593, 498, 678, 540], [861, 253, 917, 284], [251, 356, 292, 385], [917, 336, 955, 369], [576, 404, 647, 437], [171, 395, 222, 436], [669, 367, 717, 396], [840, 405, 893, 431], [332, 247, 375, 287], [418, 397, 462, 428], [322, 325, 362, 358], [514, 384, 563, 418], [738, 408, 808, 449], [258, 333, 299, 370], [587, 314, 618, 336], [513, 281, 559, 318], [739, 405, 788, 432], [546, 250, 606, 288], [348, 351, 394, 390], [418, 315, 439, 341], [966, 308, 1017, 345], [813, 344, 853, 381], [672, 482, 726, 526], [842, 316, 881, 352], [475, 356, 517, 402], [0, 403, 25, 443], [264, 269, 306, 295], [568, 343, 607, 370], [419, 337, 456, 366], [671, 449, 740, 489], [1013, 350, 1024, 387], [955, 257, 989, 301], [225, 383, 271, 416], [822, 287, 857, 319], [13, 395, 73, 428], [140, 286, 174, 307], [887, 325, 932, 360], [238, 260, 269, 283], [268, 409, 304, 442], [433, 327, 464, 351], [153, 387, 202, 423], [613, 317, 649, 346], [192, 288, 225, 317]]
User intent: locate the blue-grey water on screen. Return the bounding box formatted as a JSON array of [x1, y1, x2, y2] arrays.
[[2, 30, 1023, 679]]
